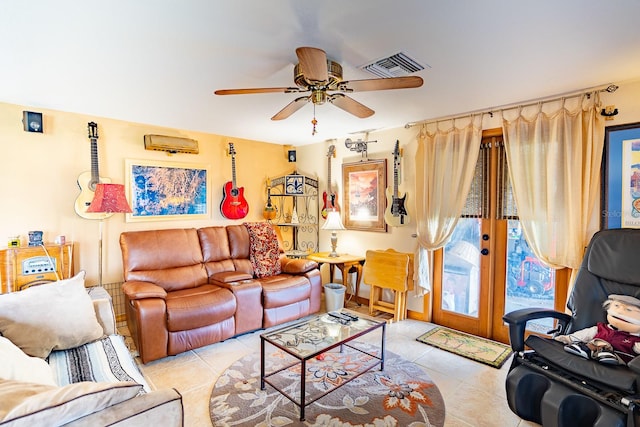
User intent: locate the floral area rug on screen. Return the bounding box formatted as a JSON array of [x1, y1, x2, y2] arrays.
[[416, 326, 513, 369], [210, 346, 445, 426]]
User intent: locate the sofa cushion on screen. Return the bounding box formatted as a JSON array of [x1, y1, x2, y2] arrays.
[[0, 379, 142, 425], [0, 337, 56, 386], [0, 271, 104, 358], [243, 222, 281, 278], [260, 275, 311, 308], [165, 285, 236, 332]]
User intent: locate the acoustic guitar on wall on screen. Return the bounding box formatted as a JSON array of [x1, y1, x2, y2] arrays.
[[384, 140, 410, 227], [263, 186, 277, 220], [321, 144, 340, 219], [221, 142, 249, 219], [74, 122, 112, 219]]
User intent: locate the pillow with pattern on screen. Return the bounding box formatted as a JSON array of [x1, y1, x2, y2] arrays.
[[244, 222, 282, 278]]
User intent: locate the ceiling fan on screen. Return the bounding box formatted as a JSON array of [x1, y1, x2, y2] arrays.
[[214, 47, 424, 121]]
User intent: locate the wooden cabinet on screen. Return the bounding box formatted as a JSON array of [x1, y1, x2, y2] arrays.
[[266, 172, 318, 257], [0, 243, 74, 293]]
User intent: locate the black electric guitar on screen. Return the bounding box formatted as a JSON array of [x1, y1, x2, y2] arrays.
[[74, 122, 112, 219], [321, 145, 340, 219], [221, 143, 249, 219], [384, 140, 410, 226]]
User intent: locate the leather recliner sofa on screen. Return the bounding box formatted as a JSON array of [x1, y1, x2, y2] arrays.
[[119, 224, 321, 364]]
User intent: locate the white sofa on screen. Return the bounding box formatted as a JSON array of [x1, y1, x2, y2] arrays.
[[0, 273, 183, 426]]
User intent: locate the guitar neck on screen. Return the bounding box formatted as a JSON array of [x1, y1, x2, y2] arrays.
[[231, 154, 237, 190], [90, 138, 100, 184]]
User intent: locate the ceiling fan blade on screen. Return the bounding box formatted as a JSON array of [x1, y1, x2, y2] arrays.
[[214, 87, 300, 95], [340, 75, 423, 92], [296, 47, 328, 83], [329, 94, 374, 118], [271, 96, 310, 120]]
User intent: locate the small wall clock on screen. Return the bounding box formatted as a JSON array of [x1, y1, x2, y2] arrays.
[[285, 174, 305, 195]]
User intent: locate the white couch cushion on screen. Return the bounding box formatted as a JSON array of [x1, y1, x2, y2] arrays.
[[0, 337, 56, 386], [0, 271, 104, 358], [0, 379, 142, 426]]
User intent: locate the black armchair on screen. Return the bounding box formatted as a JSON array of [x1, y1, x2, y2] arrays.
[[503, 228, 640, 427]]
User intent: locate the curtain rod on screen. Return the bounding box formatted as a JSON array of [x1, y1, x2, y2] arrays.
[[404, 83, 619, 128]]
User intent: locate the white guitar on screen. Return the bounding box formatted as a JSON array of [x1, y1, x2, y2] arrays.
[[74, 122, 112, 219], [384, 140, 410, 227]]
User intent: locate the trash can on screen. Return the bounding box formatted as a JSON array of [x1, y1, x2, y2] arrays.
[[324, 283, 346, 312]]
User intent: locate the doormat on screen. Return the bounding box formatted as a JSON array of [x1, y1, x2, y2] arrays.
[[416, 326, 512, 369]]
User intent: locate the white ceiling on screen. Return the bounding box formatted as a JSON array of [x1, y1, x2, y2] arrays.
[[2, 0, 640, 146]]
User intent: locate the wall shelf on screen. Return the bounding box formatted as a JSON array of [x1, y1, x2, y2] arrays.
[[266, 172, 318, 255]]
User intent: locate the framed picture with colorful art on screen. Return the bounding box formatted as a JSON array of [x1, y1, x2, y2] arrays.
[[125, 159, 210, 222], [601, 122, 640, 229], [342, 159, 387, 232]]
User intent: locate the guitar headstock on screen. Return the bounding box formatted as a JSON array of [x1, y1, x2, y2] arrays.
[[87, 122, 98, 140], [392, 140, 400, 157], [228, 142, 236, 156], [327, 144, 336, 158]]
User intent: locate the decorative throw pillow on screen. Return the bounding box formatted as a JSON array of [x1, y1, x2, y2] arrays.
[[244, 222, 282, 278], [0, 379, 142, 425], [0, 337, 56, 386], [0, 271, 104, 358]]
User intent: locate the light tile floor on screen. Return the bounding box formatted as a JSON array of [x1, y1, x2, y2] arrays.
[[123, 306, 539, 427]]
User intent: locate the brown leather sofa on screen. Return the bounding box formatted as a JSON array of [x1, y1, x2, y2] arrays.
[[119, 224, 321, 364]]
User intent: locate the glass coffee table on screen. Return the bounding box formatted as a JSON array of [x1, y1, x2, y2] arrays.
[[260, 310, 386, 421]]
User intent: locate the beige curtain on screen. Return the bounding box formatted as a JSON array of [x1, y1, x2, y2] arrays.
[[502, 94, 604, 273], [414, 119, 483, 298]]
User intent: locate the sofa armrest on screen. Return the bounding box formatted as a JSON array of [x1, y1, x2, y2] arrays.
[[87, 287, 117, 336], [281, 258, 318, 274], [122, 281, 167, 300]]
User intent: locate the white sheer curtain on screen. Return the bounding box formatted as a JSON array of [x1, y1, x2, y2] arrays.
[[502, 93, 604, 273], [414, 118, 483, 300]]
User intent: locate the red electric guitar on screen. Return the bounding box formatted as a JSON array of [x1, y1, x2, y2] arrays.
[[321, 145, 340, 219], [220, 143, 249, 219]]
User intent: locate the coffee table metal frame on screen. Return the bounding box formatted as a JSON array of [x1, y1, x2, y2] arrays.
[[260, 310, 386, 421]]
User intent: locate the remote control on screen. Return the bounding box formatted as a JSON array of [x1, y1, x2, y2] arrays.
[[327, 312, 351, 322], [341, 312, 359, 321]]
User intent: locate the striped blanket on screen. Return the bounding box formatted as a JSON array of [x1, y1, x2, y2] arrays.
[[47, 334, 150, 393]]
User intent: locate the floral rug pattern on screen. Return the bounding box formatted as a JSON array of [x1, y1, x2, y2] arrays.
[[210, 347, 445, 426]]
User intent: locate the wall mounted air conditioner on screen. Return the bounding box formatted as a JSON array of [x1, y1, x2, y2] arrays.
[[143, 134, 199, 154]]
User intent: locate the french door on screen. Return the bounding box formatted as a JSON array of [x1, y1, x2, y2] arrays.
[[430, 129, 568, 343]]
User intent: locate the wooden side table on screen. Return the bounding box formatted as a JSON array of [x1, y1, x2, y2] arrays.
[[0, 242, 74, 293], [307, 252, 365, 306]]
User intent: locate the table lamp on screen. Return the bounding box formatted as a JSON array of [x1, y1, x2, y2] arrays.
[[87, 183, 132, 286], [322, 210, 345, 257]]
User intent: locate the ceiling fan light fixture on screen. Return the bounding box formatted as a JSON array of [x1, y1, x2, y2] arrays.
[[312, 90, 327, 105]]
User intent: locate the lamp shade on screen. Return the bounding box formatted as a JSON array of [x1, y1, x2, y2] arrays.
[[86, 183, 132, 213], [322, 210, 345, 231]]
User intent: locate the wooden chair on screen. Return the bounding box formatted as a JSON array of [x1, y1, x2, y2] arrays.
[[364, 249, 414, 322]]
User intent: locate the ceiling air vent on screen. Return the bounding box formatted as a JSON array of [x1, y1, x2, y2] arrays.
[[360, 52, 428, 78]]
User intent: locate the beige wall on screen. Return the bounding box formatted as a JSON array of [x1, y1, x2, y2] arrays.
[[296, 78, 640, 312], [2, 77, 639, 306], [0, 102, 290, 285]]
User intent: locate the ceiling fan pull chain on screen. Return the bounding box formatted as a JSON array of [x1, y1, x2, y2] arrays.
[[311, 103, 318, 135]]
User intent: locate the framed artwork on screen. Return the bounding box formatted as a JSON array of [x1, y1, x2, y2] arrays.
[[285, 174, 305, 195], [601, 122, 640, 229], [125, 159, 210, 222], [342, 159, 387, 232]]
